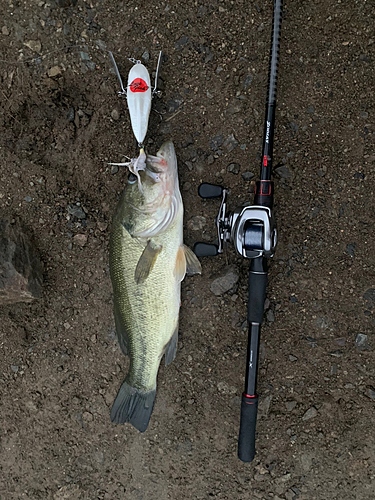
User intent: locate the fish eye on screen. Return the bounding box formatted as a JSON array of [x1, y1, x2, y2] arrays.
[[128, 172, 137, 184]]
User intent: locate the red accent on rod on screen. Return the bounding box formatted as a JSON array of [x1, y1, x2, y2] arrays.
[[263, 155, 268, 167], [243, 393, 258, 399]]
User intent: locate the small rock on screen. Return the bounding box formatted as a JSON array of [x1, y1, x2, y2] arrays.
[[73, 234, 87, 247], [266, 310, 275, 323], [315, 316, 328, 329], [345, 243, 356, 257], [285, 490, 294, 500], [183, 182, 191, 191], [243, 75, 253, 87], [217, 381, 237, 394], [360, 111, 369, 119], [209, 135, 224, 151], [47, 66, 62, 78], [67, 108, 75, 122], [258, 395, 273, 419], [67, 204, 86, 219], [275, 165, 291, 178], [302, 407, 318, 421], [86, 61, 96, 71], [24, 40, 42, 53], [354, 171, 365, 179], [254, 472, 267, 482], [11, 365, 19, 373], [334, 337, 346, 347], [111, 165, 119, 175], [227, 163, 240, 174], [207, 155, 215, 165], [142, 50, 150, 62], [0, 220, 43, 305], [2, 26, 10, 36], [355, 333, 368, 349], [223, 133, 238, 152], [97, 222, 108, 232], [24, 196, 32, 202], [96, 40, 107, 50], [188, 216, 206, 231], [365, 387, 375, 400], [363, 288, 375, 306], [79, 51, 90, 61], [175, 35, 189, 50], [329, 350, 342, 358], [242, 171, 255, 181], [285, 401, 297, 412], [289, 122, 299, 133], [182, 136, 194, 148], [289, 355, 297, 362], [93, 451, 104, 464], [111, 109, 120, 121], [264, 298, 270, 310], [210, 265, 239, 296], [307, 105, 315, 113], [166, 98, 182, 113]]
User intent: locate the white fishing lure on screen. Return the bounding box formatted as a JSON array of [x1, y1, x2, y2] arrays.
[[109, 51, 162, 147], [126, 63, 152, 146]]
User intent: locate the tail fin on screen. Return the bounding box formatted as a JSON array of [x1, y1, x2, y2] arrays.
[[110, 380, 156, 432]]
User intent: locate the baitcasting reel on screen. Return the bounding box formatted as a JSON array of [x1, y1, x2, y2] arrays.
[[193, 183, 277, 261]]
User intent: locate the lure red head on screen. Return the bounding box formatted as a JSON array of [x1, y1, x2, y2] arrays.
[[130, 78, 149, 93]]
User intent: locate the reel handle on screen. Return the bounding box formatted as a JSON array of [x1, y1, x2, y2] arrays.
[[193, 242, 219, 257], [198, 183, 224, 199]]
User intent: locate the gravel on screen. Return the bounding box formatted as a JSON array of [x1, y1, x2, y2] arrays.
[[242, 171, 255, 181], [302, 407, 318, 421], [355, 333, 368, 349], [67, 205, 86, 219], [175, 35, 189, 50], [209, 135, 224, 151], [345, 243, 356, 257], [210, 266, 239, 296], [275, 165, 291, 178], [187, 216, 206, 231], [223, 133, 238, 152], [227, 163, 240, 174]]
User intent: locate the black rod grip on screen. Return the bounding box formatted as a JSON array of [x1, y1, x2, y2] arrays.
[[247, 266, 267, 324], [238, 394, 259, 463]]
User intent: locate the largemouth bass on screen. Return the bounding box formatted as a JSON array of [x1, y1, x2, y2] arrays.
[[109, 141, 201, 432]]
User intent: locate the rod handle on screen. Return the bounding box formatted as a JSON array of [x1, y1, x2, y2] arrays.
[[238, 394, 258, 463], [248, 260, 267, 323]]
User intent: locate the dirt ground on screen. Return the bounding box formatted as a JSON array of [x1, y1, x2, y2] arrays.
[[0, 0, 374, 498]]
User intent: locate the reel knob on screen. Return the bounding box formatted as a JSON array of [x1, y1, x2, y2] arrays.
[[198, 183, 224, 199], [193, 242, 219, 257]]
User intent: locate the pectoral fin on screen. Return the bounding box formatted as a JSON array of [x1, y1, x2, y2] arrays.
[[183, 244, 202, 275], [174, 245, 202, 282], [174, 246, 187, 282], [135, 240, 162, 284]]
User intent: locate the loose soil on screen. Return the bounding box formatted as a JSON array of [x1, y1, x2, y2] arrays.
[[0, 1, 374, 499]]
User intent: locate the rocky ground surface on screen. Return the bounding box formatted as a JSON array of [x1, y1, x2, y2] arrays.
[[0, 0, 374, 499]]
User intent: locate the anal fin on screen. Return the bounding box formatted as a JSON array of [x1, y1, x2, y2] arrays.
[[114, 301, 128, 356], [164, 326, 178, 366]]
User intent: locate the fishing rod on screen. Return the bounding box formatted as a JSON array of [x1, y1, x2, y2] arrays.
[[194, 0, 282, 462]]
